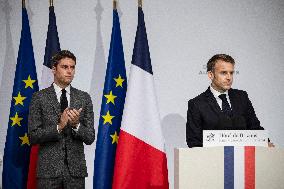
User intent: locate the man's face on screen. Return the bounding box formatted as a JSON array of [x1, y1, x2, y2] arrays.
[[208, 60, 234, 92], [52, 57, 75, 88]]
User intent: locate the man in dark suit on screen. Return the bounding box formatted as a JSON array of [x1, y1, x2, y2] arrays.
[[186, 54, 273, 148], [28, 50, 95, 188]]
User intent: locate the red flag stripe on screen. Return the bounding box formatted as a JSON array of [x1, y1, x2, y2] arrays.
[[113, 130, 169, 189], [245, 146, 255, 189], [27, 145, 39, 189]]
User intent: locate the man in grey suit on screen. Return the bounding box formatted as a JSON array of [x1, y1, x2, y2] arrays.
[[28, 50, 95, 188]]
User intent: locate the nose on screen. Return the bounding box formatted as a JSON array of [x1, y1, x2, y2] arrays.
[[66, 67, 73, 73], [226, 73, 232, 81]]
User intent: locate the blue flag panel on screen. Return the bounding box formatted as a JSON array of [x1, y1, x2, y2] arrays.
[[93, 9, 127, 189], [43, 6, 61, 68], [131, 7, 153, 74], [2, 7, 39, 189]]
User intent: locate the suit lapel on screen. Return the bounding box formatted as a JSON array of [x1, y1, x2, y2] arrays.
[[46, 85, 61, 115], [70, 86, 81, 109], [205, 87, 222, 115], [228, 89, 237, 116]]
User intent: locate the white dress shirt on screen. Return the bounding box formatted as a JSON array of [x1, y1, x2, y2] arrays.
[[210, 85, 232, 110], [53, 82, 71, 106], [53, 83, 79, 132]]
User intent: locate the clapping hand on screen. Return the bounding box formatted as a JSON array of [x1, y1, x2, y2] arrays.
[[67, 108, 82, 128]]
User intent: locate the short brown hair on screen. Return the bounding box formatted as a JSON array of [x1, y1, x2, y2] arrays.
[[207, 54, 235, 72], [51, 50, 76, 67]]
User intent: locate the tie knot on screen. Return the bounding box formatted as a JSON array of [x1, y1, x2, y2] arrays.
[[218, 94, 227, 101], [62, 89, 66, 95]]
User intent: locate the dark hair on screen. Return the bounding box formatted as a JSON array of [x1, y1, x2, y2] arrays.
[[51, 50, 76, 67], [207, 54, 235, 72]]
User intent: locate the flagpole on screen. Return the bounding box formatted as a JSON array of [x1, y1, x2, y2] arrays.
[[138, 0, 142, 7], [22, 0, 25, 8], [49, 0, 53, 7], [113, 0, 117, 10]]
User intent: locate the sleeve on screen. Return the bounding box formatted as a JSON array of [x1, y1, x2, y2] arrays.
[[28, 93, 61, 145], [72, 93, 95, 145], [244, 91, 264, 130], [186, 99, 203, 147]]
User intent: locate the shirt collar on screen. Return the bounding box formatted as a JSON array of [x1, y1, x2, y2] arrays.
[[210, 85, 228, 99], [53, 83, 71, 95]]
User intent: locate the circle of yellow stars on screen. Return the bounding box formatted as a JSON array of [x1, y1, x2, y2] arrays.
[[102, 111, 115, 125], [101, 74, 125, 144], [114, 74, 125, 88], [9, 74, 37, 146], [23, 75, 36, 89], [104, 91, 117, 105], [110, 131, 119, 144]]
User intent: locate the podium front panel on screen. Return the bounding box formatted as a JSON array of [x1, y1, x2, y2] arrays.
[[174, 147, 284, 189]]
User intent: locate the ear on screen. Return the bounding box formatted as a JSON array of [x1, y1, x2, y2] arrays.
[[208, 71, 214, 80], [52, 66, 56, 74]]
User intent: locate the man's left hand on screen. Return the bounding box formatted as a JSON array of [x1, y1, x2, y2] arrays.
[[67, 108, 82, 128]]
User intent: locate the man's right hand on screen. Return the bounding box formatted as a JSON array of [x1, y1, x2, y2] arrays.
[[268, 142, 275, 147], [58, 108, 69, 132]]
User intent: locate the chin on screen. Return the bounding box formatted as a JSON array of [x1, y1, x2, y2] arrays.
[[64, 81, 72, 85], [66, 78, 73, 82], [225, 86, 232, 90]]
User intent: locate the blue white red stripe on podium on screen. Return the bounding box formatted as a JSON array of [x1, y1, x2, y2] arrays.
[[224, 146, 255, 189]]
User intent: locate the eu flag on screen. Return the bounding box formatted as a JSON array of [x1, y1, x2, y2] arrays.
[[27, 4, 60, 189], [93, 8, 127, 189], [2, 7, 39, 189]]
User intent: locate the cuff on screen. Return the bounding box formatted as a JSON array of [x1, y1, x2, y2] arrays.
[[72, 123, 80, 132], [57, 125, 62, 133]]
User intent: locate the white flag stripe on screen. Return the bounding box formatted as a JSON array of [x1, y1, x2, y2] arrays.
[[234, 146, 244, 189], [121, 65, 165, 152], [40, 65, 53, 89]]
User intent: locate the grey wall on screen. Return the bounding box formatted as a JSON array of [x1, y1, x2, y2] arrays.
[[0, 0, 283, 188]]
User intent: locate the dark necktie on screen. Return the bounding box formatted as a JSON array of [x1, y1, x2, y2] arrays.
[[218, 94, 232, 117], [60, 89, 68, 112], [60, 89, 69, 164]]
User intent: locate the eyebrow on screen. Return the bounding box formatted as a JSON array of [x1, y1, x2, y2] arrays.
[[60, 64, 75, 67], [220, 71, 234, 74]]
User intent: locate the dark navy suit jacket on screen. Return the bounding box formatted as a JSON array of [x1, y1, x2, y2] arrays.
[[186, 87, 264, 147]]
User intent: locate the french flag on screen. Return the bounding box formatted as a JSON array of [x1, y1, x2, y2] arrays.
[[112, 5, 169, 189]]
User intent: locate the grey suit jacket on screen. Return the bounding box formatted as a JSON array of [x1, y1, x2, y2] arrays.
[[28, 85, 95, 178]]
